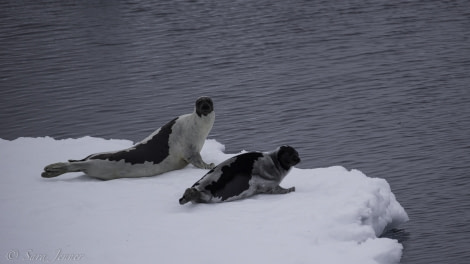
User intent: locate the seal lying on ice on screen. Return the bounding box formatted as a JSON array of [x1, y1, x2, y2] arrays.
[[42, 96, 215, 180], [179, 145, 300, 204]]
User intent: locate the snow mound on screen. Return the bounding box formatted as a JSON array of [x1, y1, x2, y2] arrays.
[[0, 137, 408, 264]]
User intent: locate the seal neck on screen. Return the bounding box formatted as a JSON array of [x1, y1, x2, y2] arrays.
[[270, 150, 290, 172]]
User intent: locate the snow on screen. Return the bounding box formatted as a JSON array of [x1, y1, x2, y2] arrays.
[[0, 137, 408, 264]]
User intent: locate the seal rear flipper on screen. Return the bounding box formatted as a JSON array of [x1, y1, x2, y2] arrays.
[[41, 162, 84, 178], [41, 162, 70, 178], [179, 188, 201, 205]]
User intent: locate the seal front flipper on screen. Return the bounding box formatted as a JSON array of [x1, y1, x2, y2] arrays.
[[259, 185, 295, 194], [185, 152, 215, 169]]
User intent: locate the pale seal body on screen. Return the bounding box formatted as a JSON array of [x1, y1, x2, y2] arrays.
[[179, 145, 300, 204], [42, 97, 215, 180]]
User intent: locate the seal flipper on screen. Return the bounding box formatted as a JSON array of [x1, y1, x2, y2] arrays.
[[258, 185, 295, 194], [41, 162, 84, 178], [179, 188, 201, 205], [41, 162, 70, 178], [185, 152, 215, 170]]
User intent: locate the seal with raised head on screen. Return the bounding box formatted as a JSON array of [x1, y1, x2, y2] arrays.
[[42, 96, 216, 180], [179, 145, 300, 204]]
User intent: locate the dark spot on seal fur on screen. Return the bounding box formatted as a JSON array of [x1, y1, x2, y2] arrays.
[[204, 152, 264, 201], [83, 117, 178, 165]]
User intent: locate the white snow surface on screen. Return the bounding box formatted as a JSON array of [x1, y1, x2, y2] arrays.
[[0, 137, 408, 264]]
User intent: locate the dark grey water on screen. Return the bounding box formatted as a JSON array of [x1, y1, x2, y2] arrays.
[[1, 0, 469, 263]]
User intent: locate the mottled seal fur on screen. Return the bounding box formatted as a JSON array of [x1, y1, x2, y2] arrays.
[[179, 145, 300, 204], [42, 96, 215, 180]]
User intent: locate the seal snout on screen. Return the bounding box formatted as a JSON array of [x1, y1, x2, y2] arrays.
[[202, 102, 210, 110], [292, 155, 301, 165], [201, 102, 211, 113], [290, 151, 301, 167]]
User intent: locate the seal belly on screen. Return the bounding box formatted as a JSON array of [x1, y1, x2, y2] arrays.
[[84, 156, 187, 180]]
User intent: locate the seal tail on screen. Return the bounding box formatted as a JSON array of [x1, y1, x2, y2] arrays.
[[41, 162, 83, 178], [179, 188, 201, 205]]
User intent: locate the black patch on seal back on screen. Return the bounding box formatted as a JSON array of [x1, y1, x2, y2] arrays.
[[204, 152, 264, 201], [87, 117, 178, 165]]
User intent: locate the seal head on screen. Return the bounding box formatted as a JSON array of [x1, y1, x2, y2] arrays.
[[195, 96, 214, 117], [277, 145, 301, 170]]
